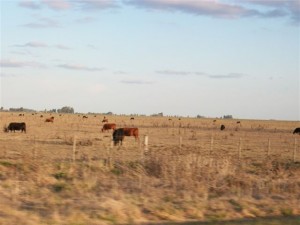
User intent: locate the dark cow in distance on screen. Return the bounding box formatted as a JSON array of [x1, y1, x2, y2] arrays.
[[293, 127, 300, 135], [102, 117, 108, 123], [102, 123, 116, 132], [45, 116, 54, 123], [220, 124, 225, 131], [113, 128, 139, 146], [4, 122, 26, 133]]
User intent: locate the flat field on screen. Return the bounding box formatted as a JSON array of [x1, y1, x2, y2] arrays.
[[0, 112, 299, 225]]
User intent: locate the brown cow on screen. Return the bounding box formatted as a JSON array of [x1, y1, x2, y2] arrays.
[[45, 116, 54, 123], [102, 123, 116, 132], [112, 128, 139, 145]]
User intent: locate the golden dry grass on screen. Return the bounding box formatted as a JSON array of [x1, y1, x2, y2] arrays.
[[0, 112, 299, 225]]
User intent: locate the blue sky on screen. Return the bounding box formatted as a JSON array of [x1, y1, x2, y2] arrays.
[[0, 0, 299, 120]]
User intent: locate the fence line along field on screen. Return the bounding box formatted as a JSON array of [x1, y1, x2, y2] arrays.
[[0, 112, 299, 225]]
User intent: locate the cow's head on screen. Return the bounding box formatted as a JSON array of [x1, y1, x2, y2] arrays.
[[3, 125, 8, 132]]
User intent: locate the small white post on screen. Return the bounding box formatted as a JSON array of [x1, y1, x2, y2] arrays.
[[144, 135, 149, 152]]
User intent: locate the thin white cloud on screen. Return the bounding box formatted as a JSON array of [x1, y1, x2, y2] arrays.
[[58, 63, 104, 71], [75, 17, 96, 24], [75, 0, 118, 10], [121, 79, 155, 84], [0, 59, 46, 68], [208, 73, 245, 79], [15, 41, 48, 48], [41, 0, 71, 10], [22, 17, 60, 28], [14, 42, 70, 50], [125, 0, 256, 18], [156, 70, 192, 76], [157, 70, 246, 79], [19, 0, 118, 11], [125, 0, 296, 23], [19, 0, 41, 9], [244, 0, 300, 24]]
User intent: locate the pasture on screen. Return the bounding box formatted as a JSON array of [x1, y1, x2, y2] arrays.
[[0, 112, 299, 225]]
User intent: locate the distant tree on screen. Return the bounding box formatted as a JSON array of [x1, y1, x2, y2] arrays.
[[151, 112, 163, 117], [223, 115, 233, 119], [58, 106, 74, 114]]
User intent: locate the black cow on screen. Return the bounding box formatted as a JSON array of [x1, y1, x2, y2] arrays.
[[4, 122, 26, 133], [293, 127, 300, 135], [220, 124, 225, 131], [112, 128, 139, 146]]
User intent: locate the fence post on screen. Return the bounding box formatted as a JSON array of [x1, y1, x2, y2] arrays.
[[72, 135, 77, 163], [210, 135, 214, 155], [179, 136, 182, 149], [238, 138, 242, 160], [267, 138, 271, 157], [33, 136, 37, 160], [144, 135, 149, 152], [294, 138, 297, 163]]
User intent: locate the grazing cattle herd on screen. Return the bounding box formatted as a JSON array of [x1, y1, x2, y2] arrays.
[[2, 114, 300, 147]]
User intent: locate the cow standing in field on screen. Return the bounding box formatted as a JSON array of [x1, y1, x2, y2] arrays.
[[102, 123, 116, 132], [4, 122, 26, 133], [102, 117, 108, 123], [293, 127, 300, 135], [45, 116, 54, 123], [220, 124, 225, 131], [112, 128, 139, 146]]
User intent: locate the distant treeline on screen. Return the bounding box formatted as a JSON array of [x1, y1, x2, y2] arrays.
[[1, 106, 75, 114]]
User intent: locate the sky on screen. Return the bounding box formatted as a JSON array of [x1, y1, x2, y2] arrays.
[[0, 0, 299, 120]]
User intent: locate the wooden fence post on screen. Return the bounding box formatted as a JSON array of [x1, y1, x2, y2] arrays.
[[294, 138, 297, 163], [179, 136, 182, 149], [210, 135, 214, 155], [267, 138, 271, 157], [72, 135, 77, 163], [238, 138, 242, 160], [144, 135, 149, 152]]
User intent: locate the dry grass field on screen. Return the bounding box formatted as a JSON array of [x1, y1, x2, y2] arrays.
[[0, 112, 299, 225]]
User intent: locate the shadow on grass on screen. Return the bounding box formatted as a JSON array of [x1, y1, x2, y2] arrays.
[[139, 216, 300, 225]]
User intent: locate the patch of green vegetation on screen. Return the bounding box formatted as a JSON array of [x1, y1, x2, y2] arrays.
[[111, 167, 123, 176], [228, 199, 243, 212], [205, 212, 227, 222], [53, 172, 69, 180], [0, 161, 15, 167], [52, 182, 69, 193], [280, 208, 294, 216]]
